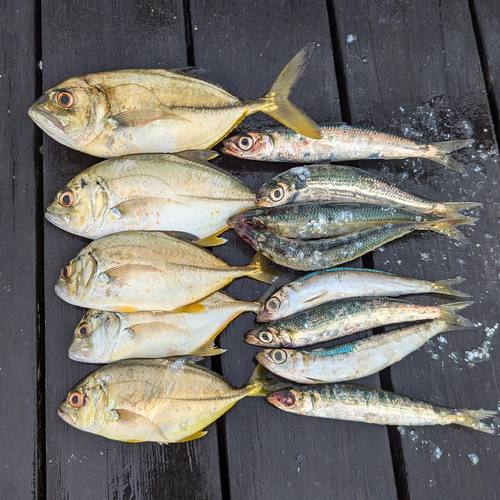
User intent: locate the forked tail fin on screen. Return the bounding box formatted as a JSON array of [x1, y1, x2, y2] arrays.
[[438, 301, 474, 327], [428, 139, 474, 173], [417, 216, 477, 243], [430, 277, 471, 298], [245, 252, 283, 284], [458, 409, 498, 434], [246, 363, 292, 397]]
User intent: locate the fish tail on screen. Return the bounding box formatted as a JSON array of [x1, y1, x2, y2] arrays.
[[457, 409, 498, 434], [426, 139, 474, 173], [417, 216, 477, 243], [257, 43, 320, 139], [438, 301, 474, 327], [246, 363, 292, 397], [431, 277, 471, 298], [441, 202, 483, 216], [245, 252, 283, 284]]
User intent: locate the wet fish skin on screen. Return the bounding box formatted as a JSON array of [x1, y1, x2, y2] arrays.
[[45, 150, 255, 241], [69, 293, 261, 363], [222, 125, 474, 172], [267, 383, 497, 434], [256, 314, 472, 383], [55, 231, 278, 312], [257, 268, 469, 322], [233, 217, 473, 271], [229, 202, 443, 240], [246, 297, 470, 348], [58, 358, 266, 443], [28, 45, 320, 158], [255, 164, 481, 216]]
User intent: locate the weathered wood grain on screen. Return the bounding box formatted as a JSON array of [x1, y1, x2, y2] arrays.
[[190, 1, 398, 498], [0, 2, 40, 499], [332, 0, 500, 497], [40, 1, 223, 499]]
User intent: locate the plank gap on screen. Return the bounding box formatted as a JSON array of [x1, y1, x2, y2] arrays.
[[183, 0, 196, 66]]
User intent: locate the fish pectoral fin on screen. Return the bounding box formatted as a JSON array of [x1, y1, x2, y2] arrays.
[[105, 264, 162, 281], [113, 109, 190, 127], [112, 198, 173, 218], [130, 322, 182, 336], [174, 149, 219, 165], [114, 409, 168, 442], [304, 292, 328, 304], [175, 430, 208, 443]]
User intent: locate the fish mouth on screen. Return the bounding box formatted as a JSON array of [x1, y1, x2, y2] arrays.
[[232, 221, 258, 248], [244, 330, 261, 346], [29, 105, 65, 131], [254, 350, 272, 367], [58, 408, 78, 426], [45, 209, 70, 229], [68, 346, 91, 362], [266, 389, 296, 408]]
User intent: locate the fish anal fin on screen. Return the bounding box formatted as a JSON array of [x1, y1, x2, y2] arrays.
[[175, 430, 207, 443]]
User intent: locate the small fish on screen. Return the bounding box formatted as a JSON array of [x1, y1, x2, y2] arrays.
[[256, 315, 472, 383], [229, 203, 447, 240], [267, 383, 497, 434], [69, 292, 261, 363], [246, 298, 472, 348], [29, 45, 320, 158], [46, 150, 255, 242], [58, 358, 268, 443], [233, 217, 474, 271], [257, 268, 469, 322], [255, 165, 481, 215], [55, 231, 279, 312], [222, 124, 473, 172]]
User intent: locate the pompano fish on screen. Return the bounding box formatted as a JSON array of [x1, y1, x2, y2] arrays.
[[55, 231, 279, 312], [58, 358, 268, 443], [258, 268, 469, 322], [222, 125, 473, 172], [28, 45, 320, 158], [69, 292, 261, 363], [46, 150, 254, 242], [267, 383, 497, 434], [256, 316, 472, 383], [233, 217, 474, 271], [229, 203, 448, 240], [255, 165, 481, 215]]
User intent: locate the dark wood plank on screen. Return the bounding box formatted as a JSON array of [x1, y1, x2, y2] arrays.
[[332, 0, 500, 497], [41, 1, 223, 499], [0, 2, 40, 499], [190, 2, 398, 498]]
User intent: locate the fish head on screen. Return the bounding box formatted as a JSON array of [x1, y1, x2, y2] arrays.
[[45, 172, 110, 238], [69, 310, 121, 363], [255, 348, 295, 376], [221, 132, 274, 160], [267, 388, 305, 413], [228, 208, 277, 233], [244, 326, 284, 347], [255, 167, 310, 206], [55, 251, 98, 304], [29, 75, 110, 150], [257, 287, 299, 322], [58, 373, 112, 433]]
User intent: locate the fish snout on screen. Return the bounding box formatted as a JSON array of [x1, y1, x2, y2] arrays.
[[266, 389, 296, 408]]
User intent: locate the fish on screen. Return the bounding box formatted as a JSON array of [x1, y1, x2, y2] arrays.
[[28, 45, 320, 158], [69, 292, 261, 363], [229, 202, 449, 240], [45, 150, 254, 243], [58, 358, 269, 443], [256, 316, 472, 383], [255, 165, 481, 215], [267, 383, 497, 434], [257, 268, 469, 322], [55, 231, 279, 312], [246, 299, 473, 348], [222, 125, 474, 172], [233, 217, 475, 271]]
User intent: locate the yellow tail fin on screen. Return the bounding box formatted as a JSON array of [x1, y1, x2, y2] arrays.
[[245, 252, 282, 284]]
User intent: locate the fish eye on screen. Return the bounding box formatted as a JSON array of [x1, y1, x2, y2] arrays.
[[259, 331, 273, 343], [56, 91, 74, 108], [266, 297, 281, 312], [59, 190, 74, 207], [61, 264, 72, 280], [237, 134, 254, 151], [77, 323, 90, 337], [271, 349, 287, 364], [69, 391, 83, 407], [270, 186, 285, 202]]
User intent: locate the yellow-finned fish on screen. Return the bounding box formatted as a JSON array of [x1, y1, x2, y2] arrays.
[[69, 292, 261, 363], [55, 231, 279, 312], [45, 150, 254, 243], [28, 45, 320, 157], [58, 358, 268, 444]]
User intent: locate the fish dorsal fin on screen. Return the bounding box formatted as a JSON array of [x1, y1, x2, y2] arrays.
[[175, 431, 208, 442], [113, 109, 190, 127], [174, 149, 219, 166], [105, 264, 162, 281]]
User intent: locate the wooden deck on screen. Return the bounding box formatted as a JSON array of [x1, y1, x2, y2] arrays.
[[2, 0, 500, 498]]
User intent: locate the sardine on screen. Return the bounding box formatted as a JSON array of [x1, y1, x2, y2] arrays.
[[29, 45, 320, 158], [58, 358, 267, 443], [256, 315, 472, 383], [69, 292, 261, 363], [246, 298, 472, 348], [55, 231, 278, 312], [46, 150, 255, 242], [233, 218, 474, 271], [267, 384, 497, 434], [222, 125, 473, 172], [257, 268, 469, 322], [255, 165, 481, 215], [229, 203, 446, 240]]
